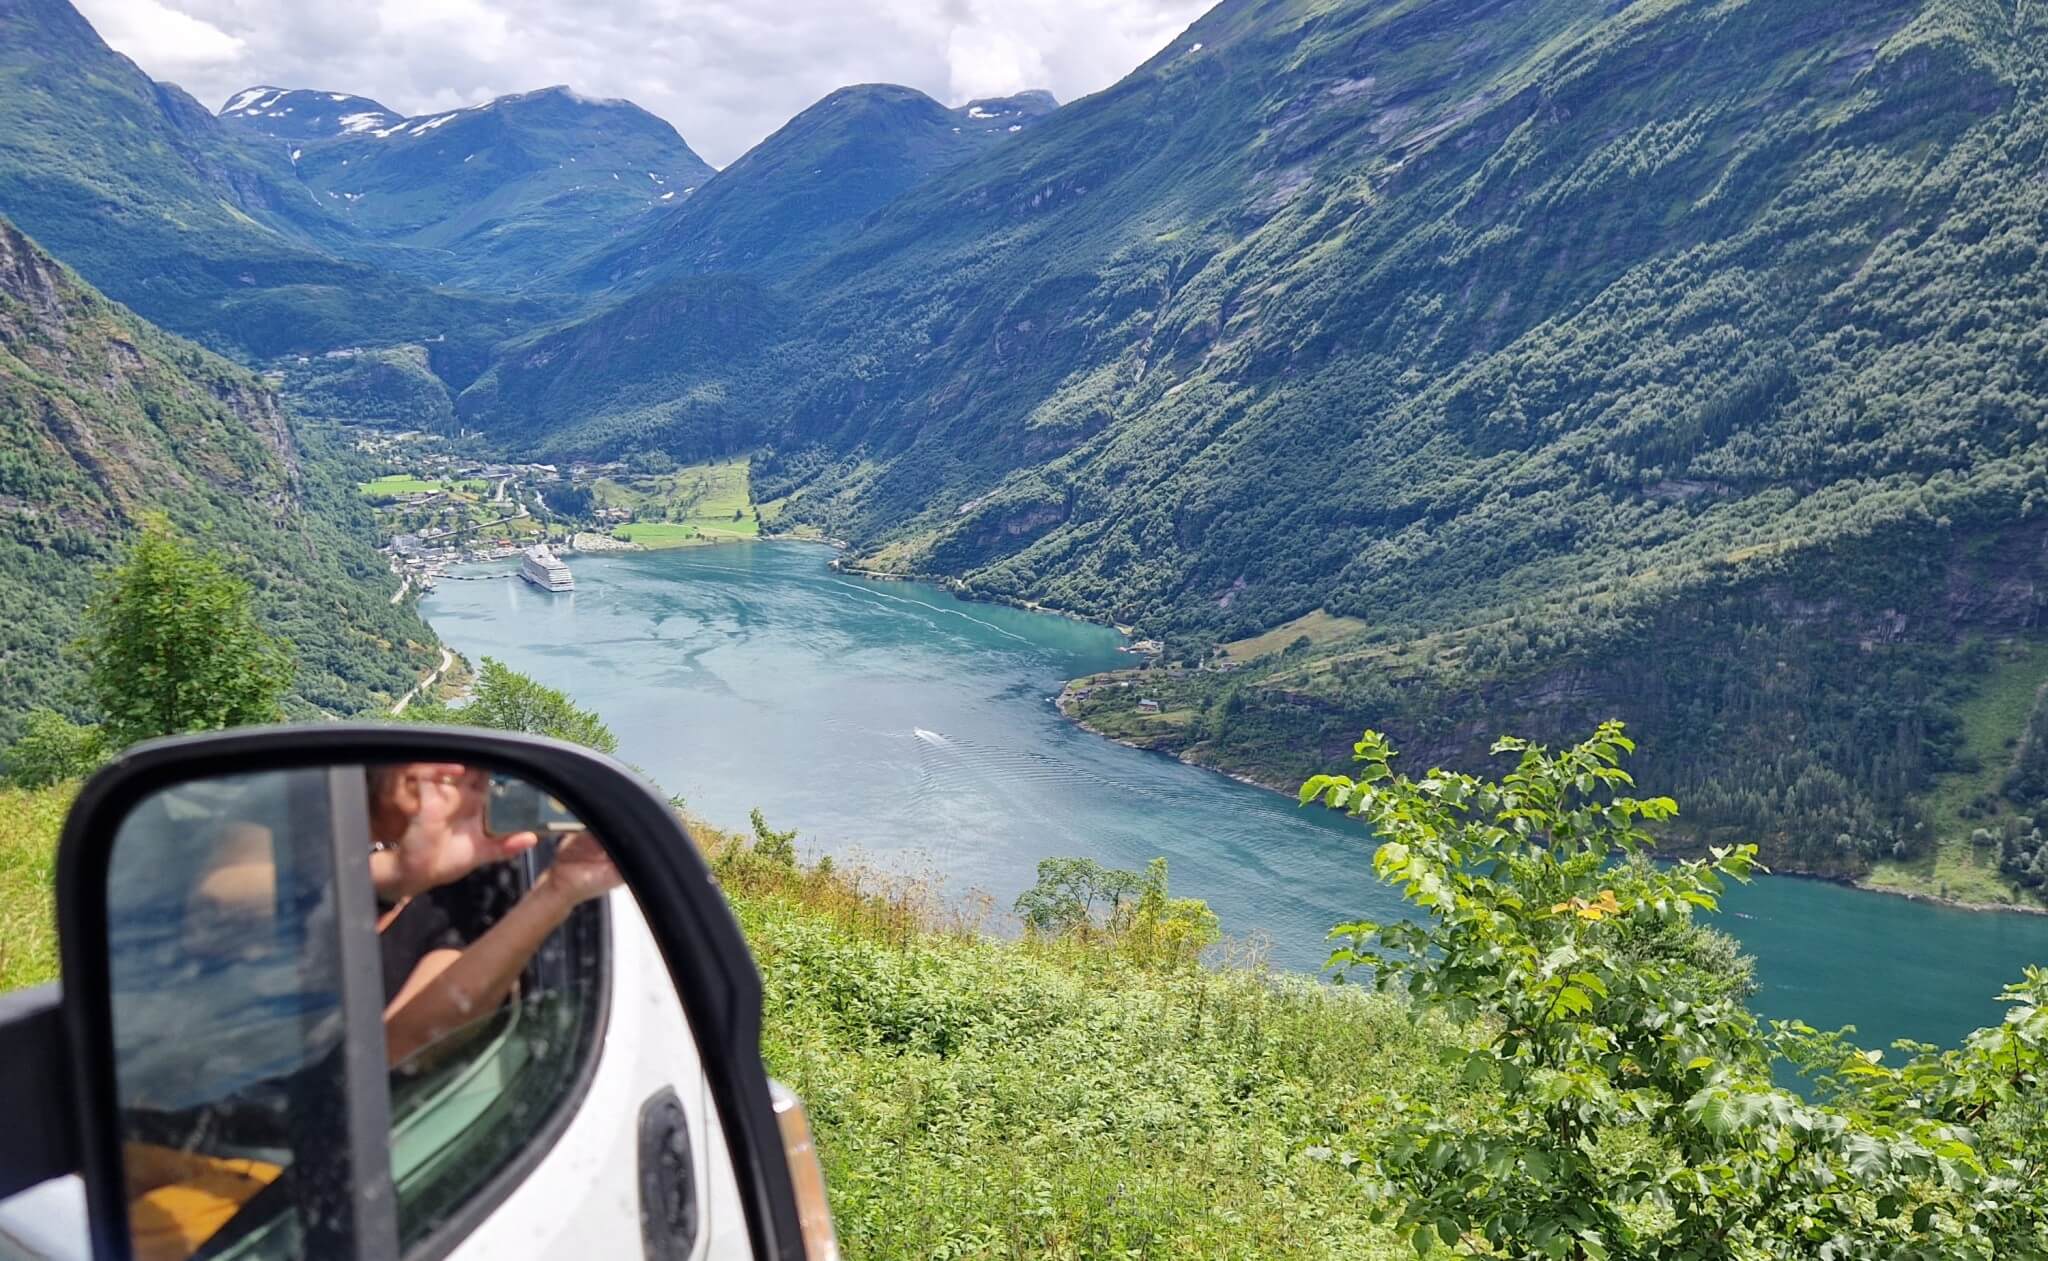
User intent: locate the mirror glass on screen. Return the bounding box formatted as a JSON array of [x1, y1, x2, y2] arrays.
[[102, 761, 629, 1261]]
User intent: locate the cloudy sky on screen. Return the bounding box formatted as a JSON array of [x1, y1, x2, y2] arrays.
[[71, 0, 1214, 166]]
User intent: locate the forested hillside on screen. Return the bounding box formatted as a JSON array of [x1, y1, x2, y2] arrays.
[[0, 217, 439, 737], [450, 0, 2048, 882]]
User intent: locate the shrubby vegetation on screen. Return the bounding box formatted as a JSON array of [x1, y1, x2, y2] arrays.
[[2, 709, 102, 790], [1306, 723, 2048, 1258], [1013, 854, 1221, 969], [404, 657, 619, 754], [700, 816, 1453, 1260]]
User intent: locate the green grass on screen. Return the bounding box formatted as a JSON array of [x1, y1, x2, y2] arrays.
[[356, 475, 488, 500], [613, 522, 729, 549], [697, 827, 1456, 1260], [1868, 639, 2048, 907], [0, 782, 71, 991], [1223, 610, 1372, 662], [598, 459, 762, 547]]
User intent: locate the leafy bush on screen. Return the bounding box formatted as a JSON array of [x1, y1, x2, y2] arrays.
[[749, 808, 798, 866], [1306, 723, 2046, 1258], [2, 709, 103, 788], [406, 657, 617, 753]]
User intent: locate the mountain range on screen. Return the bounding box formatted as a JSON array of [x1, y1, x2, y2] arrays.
[[6, 0, 2048, 890], [570, 86, 1056, 292], [219, 83, 716, 292]]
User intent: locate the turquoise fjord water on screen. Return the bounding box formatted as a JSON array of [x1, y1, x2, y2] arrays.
[[422, 542, 2048, 1053]]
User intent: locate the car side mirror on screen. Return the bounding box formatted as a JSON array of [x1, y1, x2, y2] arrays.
[[0, 724, 838, 1261]]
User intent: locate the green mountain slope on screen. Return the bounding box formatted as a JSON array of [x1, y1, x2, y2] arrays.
[[0, 0, 552, 359], [457, 275, 794, 455], [568, 85, 1056, 292], [0, 215, 440, 736], [461, 0, 2048, 883], [221, 84, 716, 293]]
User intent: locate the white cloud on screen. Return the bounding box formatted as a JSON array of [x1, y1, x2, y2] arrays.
[[66, 0, 1214, 166], [75, 0, 245, 71]]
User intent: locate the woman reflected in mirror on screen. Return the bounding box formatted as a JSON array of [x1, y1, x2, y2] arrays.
[[367, 764, 622, 1067]]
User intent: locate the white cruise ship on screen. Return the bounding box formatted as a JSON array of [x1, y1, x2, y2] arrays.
[[519, 543, 575, 592]]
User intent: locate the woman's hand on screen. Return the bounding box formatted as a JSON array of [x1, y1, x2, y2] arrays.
[[372, 764, 539, 899], [535, 832, 623, 908]]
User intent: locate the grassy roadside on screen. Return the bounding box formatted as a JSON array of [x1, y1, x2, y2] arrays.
[[0, 788, 1458, 1257], [0, 782, 70, 990], [696, 823, 1456, 1259]]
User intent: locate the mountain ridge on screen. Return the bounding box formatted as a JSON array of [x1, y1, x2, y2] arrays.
[[0, 0, 555, 360], [563, 82, 1056, 293], [217, 80, 715, 294]]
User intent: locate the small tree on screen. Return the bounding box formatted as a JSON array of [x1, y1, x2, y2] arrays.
[[749, 808, 798, 866], [3, 708, 105, 787], [1123, 857, 1220, 968], [1014, 856, 1144, 938], [76, 523, 293, 749], [411, 657, 617, 752]]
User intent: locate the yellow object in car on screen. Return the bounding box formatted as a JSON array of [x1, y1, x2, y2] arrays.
[[123, 1143, 282, 1261]]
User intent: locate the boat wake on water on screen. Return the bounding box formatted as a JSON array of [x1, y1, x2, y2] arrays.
[[829, 580, 1032, 644]]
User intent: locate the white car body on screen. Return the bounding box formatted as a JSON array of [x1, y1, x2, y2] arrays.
[[0, 889, 751, 1261]]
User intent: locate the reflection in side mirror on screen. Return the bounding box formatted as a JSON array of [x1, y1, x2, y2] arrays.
[[97, 761, 663, 1261], [52, 727, 829, 1261]]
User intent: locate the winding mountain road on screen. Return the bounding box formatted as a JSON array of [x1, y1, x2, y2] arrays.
[[392, 646, 456, 715]]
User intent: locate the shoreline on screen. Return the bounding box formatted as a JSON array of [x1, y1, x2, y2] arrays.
[[634, 529, 2048, 922], [1052, 684, 2048, 921], [822, 547, 1141, 637]]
